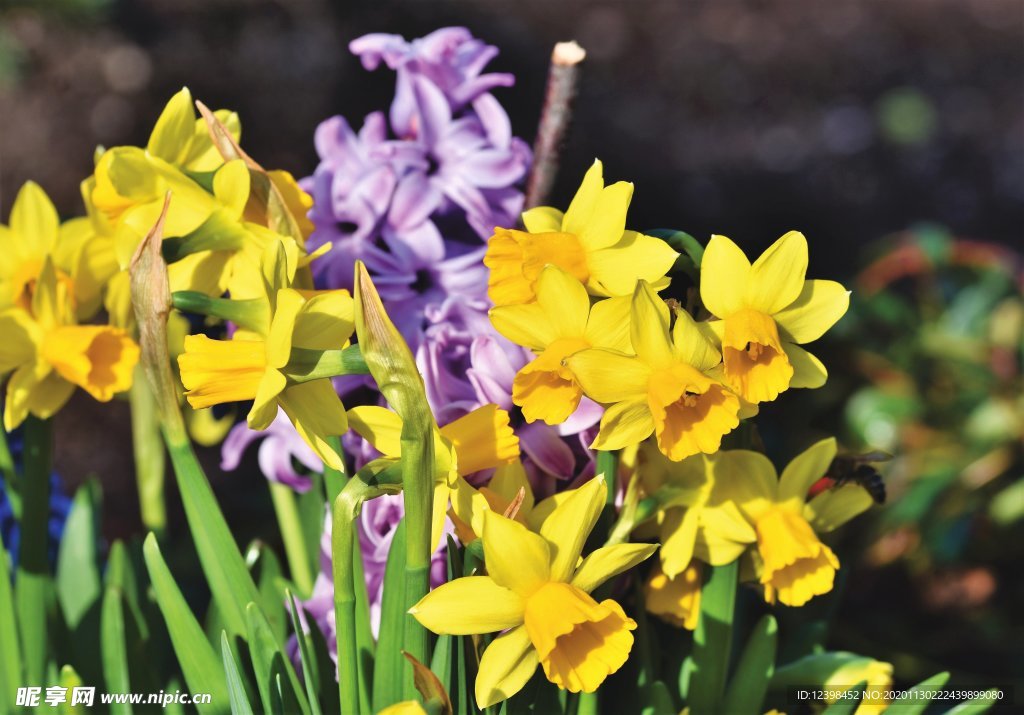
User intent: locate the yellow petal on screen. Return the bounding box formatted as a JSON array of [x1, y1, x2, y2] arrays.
[[41, 325, 139, 402], [265, 288, 305, 368], [292, 290, 355, 351], [784, 343, 828, 388], [773, 279, 850, 344], [440, 404, 520, 475], [590, 398, 655, 451], [630, 281, 674, 368], [745, 231, 808, 315], [277, 380, 347, 471], [483, 511, 552, 597], [410, 576, 525, 635], [178, 335, 266, 409], [562, 160, 604, 238], [570, 543, 658, 594], [535, 265, 590, 338], [513, 341, 588, 425], [710, 450, 778, 521], [645, 561, 702, 630], [489, 460, 535, 514], [521, 206, 564, 233], [484, 228, 533, 306], [378, 701, 427, 715], [568, 349, 651, 403], [247, 369, 286, 430], [146, 87, 196, 164], [586, 231, 678, 296], [778, 438, 837, 507], [475, 625, 538, 708], [659, 508, 699, 578], [721, 309, 793, 404], [490, 302, 556, 350], [805, 484, 874, 533], [585, 296, 632, 352], [212, 159, 251, 217], [700, 234, 750, 318], [346, 405, 403, 458], [672, 310, 722, 372], [540, 475, 606, 583], [22, 370, 76, 422], [0, 310, 40, 373], [577, 181, 633, 251], [11, 181, 58, 255]]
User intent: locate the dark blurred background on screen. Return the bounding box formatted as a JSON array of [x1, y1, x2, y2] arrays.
[[1, 0, 1022, 693]]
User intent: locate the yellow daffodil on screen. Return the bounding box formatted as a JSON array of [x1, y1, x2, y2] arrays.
[[145, 86, 240, 174], [410, 477, 657, 706], [824, 658, 893, 715], [633, 443, 755, 577], [377, 702, 427, 715], [700, 231, 850, 403], [347, 403, 519, 549], [709, 439, 875, 606], [570, 280, 740, 461], [484, 160, 677, 306], [644, 561, 702, 629], [0, 182, 106, 319], [490, 264, 631, 424], [0, 260, 138, 430], [177, 242, 352, 469]]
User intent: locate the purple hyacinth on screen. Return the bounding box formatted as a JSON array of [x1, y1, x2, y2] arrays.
[[221, 410, 322, 493]]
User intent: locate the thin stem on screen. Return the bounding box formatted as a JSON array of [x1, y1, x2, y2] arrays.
[[0, 423, 15, 485], [400, 435, 434, 699], [129, 367, 167, 538], [285, 345, 369, 384], [269, 481, 314, 596], [332, 491, 360, 715], [524, 41, 587, 210], [15, 416, 52, 684]]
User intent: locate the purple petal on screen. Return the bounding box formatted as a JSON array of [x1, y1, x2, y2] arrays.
[[457, 148, 529, 188], [519, 421, 577, 478], [411, 76, 452, 149], [389, 171, 443, 230], [558, 396, 604, 436], [221, 422, 262, 471]]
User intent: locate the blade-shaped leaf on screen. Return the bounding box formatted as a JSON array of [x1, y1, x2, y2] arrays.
[[287, 594, 323, 715], [142, 534, 228, 714], [943, 690, 1002, 715], [822, 682, 866, 715], [885, 672, 950, 715], [245, 602, 310, 715], [685, 559, 738, 715], [372, 519, 408, 712], [57, 481, 103, 629], [721, 615, 777, 715], [0, 533, 21, 710], [101, 587, 133, 715], [221, 632, 256, 715]]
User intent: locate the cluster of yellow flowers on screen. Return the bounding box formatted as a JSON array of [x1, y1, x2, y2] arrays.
[[408, 160, 872, 707]]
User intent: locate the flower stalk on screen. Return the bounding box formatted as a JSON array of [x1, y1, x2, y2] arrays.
[[129, 367, 167, 538]]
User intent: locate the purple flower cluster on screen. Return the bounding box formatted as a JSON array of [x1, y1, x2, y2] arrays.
[[303, 27, 530, 348]]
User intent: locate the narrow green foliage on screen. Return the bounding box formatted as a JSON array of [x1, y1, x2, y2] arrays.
[[56, 481, 103, 630], [374, 519, 409, 711], [821, 682, 866, 715], [885, 672, 950, 715], [685, 559, 738, 715], [100, 587, 133, 715], [15, 415, 53, 685], [287, 594, 323, 715], [944, 690, 1002, 714], [721, 615, 777, 715], [245, 602, 310, 715], [268, 481, 315, 596], [129, 370, 167, 537], [221, 632, 256, 715], [0, 532, 21, 712], [142, 534, 228, 714]]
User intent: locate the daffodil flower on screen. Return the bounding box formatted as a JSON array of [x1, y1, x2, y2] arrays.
[[177, 242, 353, 469], [0, 260, 138, 430], [490, 264, 630, 424], [644, 561, 702, 629], [700, 231, 850, 403], [484, 160, 677, 306], [346, 403, 519, 549], [708, 438, 875, 606], [569, 280, 740, 461], [409, 477, 657, 706], [0, 182, 107, 319]]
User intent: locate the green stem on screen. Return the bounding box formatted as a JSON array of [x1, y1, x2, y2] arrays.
[[400, 435, 434, 699], [595, 450, 620, 541], [576, 691, 598, 715], [269, 482, 314, 596], [129, 367, 167, 538], [0, 424, 15, 484], [284, 346, 369, 384], [15, 416, 52, 684], [171, 291, 268, 334], [332, 491, 361, 715]]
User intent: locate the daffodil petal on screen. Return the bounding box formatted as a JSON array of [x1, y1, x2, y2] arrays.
[[562, 160, 604, 238], [410, 576, 525, 635], [784, 343, 828, 388], [585, 296, 632, 352], [535, 265, 590, 337], [778, 437, 837, 506], [292, 291, 355, 350], [805, 484, 875, 533], [475, 625, 538, 708], [571, 543, 658, 593], [521, 206, 564, 233], [774, 280, 850, 343], [483, 512, 551, 597], [709, 450, 778, 521], [213, 160, 251, 217], [568, 350, 651, 403], [586, 231, 678, 296], [671, 310, 722, 371], [745, 231, 808, 315], [0, 310, 39, 373], [265, 289, 305, 368], [578, 181, 633, 250], [590, 398, 655, 451], [247, 369, 286, 430], [540, 476, 606, 582], [11, 181, 59, 255], [278, 380, 347, 471], [630, 281, 674, 367], [700, 234, 750, 318], [440, 404, 519, 475], [346, 405, 403, 458], [490, 303, 556, 350], [659, 508, 699, 578]]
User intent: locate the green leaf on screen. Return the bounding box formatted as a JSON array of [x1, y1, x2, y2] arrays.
[[221, 632, 255, 715], [57, 481, 103, 629], [0, 533, 21, 712], [287, 594, 323, 715], [101, 587, 133, 715], [373, 519, 408, 712], [142, 534, 228, 714], [943, 690, 1002, 715], [246, 542, 286, 644], [648, 229, 704, 280], [165, 438, 264, 640], [57, 664, 86, 715], [684, 560, 738, 715], [721, 615, 777, 715], [884, 672, 950, 715], [822, 681, 866, 715], [245, 602, 310, 715]]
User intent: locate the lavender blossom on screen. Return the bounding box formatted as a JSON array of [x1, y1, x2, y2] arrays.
[[221, 410, 322, 493]]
